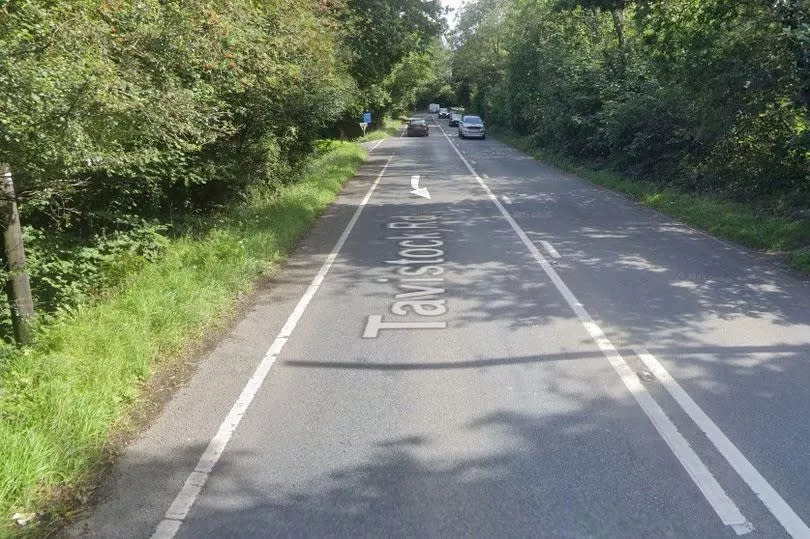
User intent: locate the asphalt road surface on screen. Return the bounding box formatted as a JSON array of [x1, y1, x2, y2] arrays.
[[72, 115, 810, 538]]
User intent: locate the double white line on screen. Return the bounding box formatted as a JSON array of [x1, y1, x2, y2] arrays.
[[433, 121, 809, 538]]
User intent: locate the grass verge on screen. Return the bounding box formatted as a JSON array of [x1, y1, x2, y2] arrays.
[[0, 141, 368, 534], [359, 117, 402, 142], [494, 131, 810, 274]]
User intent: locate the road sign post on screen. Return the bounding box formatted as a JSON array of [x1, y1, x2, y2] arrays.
[[360, 111, 372, 137]]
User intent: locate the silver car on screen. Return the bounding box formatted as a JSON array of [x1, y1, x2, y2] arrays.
[[458, 115, 485, 139]]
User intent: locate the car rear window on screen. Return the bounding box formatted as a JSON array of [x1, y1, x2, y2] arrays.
[[464, 116, 482, 124], [408, 119, 426, 125]]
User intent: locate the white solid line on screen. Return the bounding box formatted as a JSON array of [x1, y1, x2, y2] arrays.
[[434, 121, 753, 536], [151, 154, 395, 539], [502, 195, 512, 205], [370, 137, 385, 151], [540, 240, 561, 259], [635, 348, 810, 538]]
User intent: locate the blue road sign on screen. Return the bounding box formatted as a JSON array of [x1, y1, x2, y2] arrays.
[[363, 112, 372, 124]]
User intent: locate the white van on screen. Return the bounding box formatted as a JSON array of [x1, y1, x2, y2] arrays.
[[429, 103, 440, 113]]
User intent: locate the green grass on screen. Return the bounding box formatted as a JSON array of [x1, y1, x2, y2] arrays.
[[494, 131, 810, 274], [0, 141, 368, 533], [359, 118, 403, 142]]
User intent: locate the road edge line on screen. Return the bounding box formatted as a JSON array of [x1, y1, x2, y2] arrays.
[[434, 121, 754, 536], [151, 153, 395, 539]]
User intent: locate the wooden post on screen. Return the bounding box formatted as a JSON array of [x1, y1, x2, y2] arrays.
[[0, 164, 35, 345]]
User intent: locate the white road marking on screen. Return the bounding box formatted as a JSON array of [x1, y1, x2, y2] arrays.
[[482, 173, 490, 179], [151, 154, 395, 539], [502, 195, 512, 205], [370, 138, 386, 151], [470, 160, 477, 165], [434, 121, 754, 536], [410, 175, 430, 199], [363, 315, 446, 338], [540, 240, 561, 259], [635, 348, 810, 538]]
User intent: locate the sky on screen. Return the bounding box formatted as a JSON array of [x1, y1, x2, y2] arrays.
[[442, 0, 465, 29]]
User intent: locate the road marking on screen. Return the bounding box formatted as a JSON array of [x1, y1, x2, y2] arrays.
[[635, 348, 810, 538], [363, 315, 446, 338], [540, 240, 561, 259], [502, 195, 512, 205], [470, 160, 477, 165], [434, 121, 754, 536], [370, 138, 386, 151], [151, 154, 395, 539], [410, 175, 431, 199], [482, 173, 490, 179]]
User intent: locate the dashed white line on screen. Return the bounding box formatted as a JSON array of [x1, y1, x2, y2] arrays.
[[502, 195, 512, 205], [540, 240, 561, 259], [434, 121, 754, 536], [635, 348, 810, 538], [151, 154, 395, 539]]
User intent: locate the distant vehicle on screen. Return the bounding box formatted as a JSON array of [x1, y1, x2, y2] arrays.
[[406, 117, 429, 137], [429, 103, 440, 113], [449, 113, 462, 127], [438, 107, 450, 119], [458, 115, 485, 139]]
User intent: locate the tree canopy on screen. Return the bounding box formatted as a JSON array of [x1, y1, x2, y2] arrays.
[[449, 0, 810, 203]]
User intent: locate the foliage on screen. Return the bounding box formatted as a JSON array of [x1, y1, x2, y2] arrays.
[[386, 42, 454, 115], [0, 0, 443, 341], [450, 0, 810, 214], [337, 0, 446, 114]]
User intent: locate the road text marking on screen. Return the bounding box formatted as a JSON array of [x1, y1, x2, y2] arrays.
[[635, 348, 810, 538], [434, 121, 754, 536], [151, 154, 395, 539], [364, 215, 448, 338]]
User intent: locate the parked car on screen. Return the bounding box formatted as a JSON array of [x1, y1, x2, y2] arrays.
[[406, 117, 429, 137], [429, 103, 440, 113], [449, 113, 462, 127], [438, 107, 450, 119], [458, 115, 485, 139]]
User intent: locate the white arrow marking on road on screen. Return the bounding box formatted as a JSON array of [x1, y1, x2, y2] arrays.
[[410, 175, 430, 199]]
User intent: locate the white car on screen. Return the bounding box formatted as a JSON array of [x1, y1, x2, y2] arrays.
[[429, 103, 440, 113], [458, 115, 486, 139]]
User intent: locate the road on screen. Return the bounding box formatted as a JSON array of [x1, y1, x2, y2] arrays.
[[73, 115, 810, 538]]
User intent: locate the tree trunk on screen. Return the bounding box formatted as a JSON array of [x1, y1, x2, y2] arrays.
[[0, 164, 35, 345]]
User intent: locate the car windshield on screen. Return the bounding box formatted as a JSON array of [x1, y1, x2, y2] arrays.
[[408, 119, 426, 125], [464, 116, 482, 124]]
